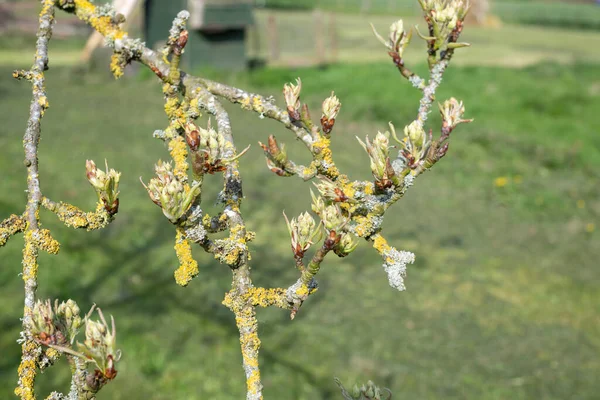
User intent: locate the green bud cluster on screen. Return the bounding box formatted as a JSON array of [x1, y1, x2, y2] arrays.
[[417, 0, 471, 59], [336, 378, 392, 400], [86, 159, 120, 214], [356, 129, 399, 189], [313, 176, 352, 203], [393, 120, 432, 169], [77, 307, 120, 380], [27, 299, 83, 346], [185, 121, 249, 175], [284, 211, 322, 257], [142, 160, 200, 224]]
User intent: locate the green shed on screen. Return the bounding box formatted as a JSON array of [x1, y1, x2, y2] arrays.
[[144, 0, 254, 70]]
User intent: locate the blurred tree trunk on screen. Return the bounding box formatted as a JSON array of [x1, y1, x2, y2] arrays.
[[468, 0, 490, 25]]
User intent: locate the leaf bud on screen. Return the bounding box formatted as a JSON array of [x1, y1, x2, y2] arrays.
[[334, 233, 359, 257], [439, 97, 473, 129], [86, 160, 121, 214], [283, 78, 302, 121], [321, 92, 341, 134]]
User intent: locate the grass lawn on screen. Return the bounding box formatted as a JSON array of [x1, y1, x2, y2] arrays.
[[1, 48, 599, 399]]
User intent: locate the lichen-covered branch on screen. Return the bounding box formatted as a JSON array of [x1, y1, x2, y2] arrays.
[[4, 1, 474, 399], [8, 2, 122, 399], [42, 198, 114, 230], [0, 214, 26, 247], [14, 2, 56, 398]]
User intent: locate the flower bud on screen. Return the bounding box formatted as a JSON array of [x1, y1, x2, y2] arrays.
[[283, 78, 302, 121], [321, 92, 341, 121], [142, 160, 200, 224], [184, 122, 200, 151], [393, 121, 431, 170], [439, 97, 473, 129], [321, 92, 341, 134], [56, 299, 83, 344], [371, 18, 412, 57], [404, 121, 425, 148], [77, 307, 120, 380], [284, 212, 322, 257], [190, 120, 249, 175], [357, 130, 397, 189], [321, 204, 347, 232], [419, 0, 470, 46], [313, 176, 351, 203], [86, 160, 120, 214], [310, 189, 325, 216], [28, 299, 57, 345], [334, 233, 359, 257]]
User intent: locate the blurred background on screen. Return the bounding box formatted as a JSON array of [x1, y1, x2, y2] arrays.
[[0, 0, 599, 399]]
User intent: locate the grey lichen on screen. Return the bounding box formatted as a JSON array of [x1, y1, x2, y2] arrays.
[[381, 247, 415, 291]]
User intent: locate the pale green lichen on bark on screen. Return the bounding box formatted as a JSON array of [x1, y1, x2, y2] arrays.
[[4, 1, 473, 399]]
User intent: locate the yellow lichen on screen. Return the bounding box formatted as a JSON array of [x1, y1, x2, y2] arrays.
[[246, 369, 262, 396], [229, 224, 244, 239], [0, 214, 26, 246], [202, 213, 212, 228], [353, 215, 373, 238], [245, 231, 256, 242], [51, 202, 111, 231], [218, 246, 242, 266], [295, 284, 310, 297], [173, 228, 199, 287], [240, 96, 252, 111], [189, 97, 199, 110], [339, 178, 356, 199], [247, 287, 286, 308], [37, 96, 49, 116], [363, 182, 375, 195], [73, 0, 127, 41], [252, 96, 264, 114], [168, 136, 188, 181], [312, 136, 340, 178], [110, 53, 124, 79], [21, 239, 38, 284], [372, 234, 391, 255], [164, 97, 181, 120], [30, 229, 60, 255], [44, 348, 59, 360], [14, 341, 38, 400]]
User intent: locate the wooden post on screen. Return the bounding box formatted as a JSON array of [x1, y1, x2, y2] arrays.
[[361, 0, 372, 14], [314, 10, 325, 65], [267, 13, 280, 62], [328, 12, 337, 64], [468, 0, 490, 25]]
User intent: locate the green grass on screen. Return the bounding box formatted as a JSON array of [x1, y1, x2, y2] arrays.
[[1, 58, 599, 399], [494, 1, 600, 31], [263, 0, 600, 31]]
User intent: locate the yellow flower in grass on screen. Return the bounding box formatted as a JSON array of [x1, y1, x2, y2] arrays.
[[586, 223, 595, 233], [494, 176, 509, 188]]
